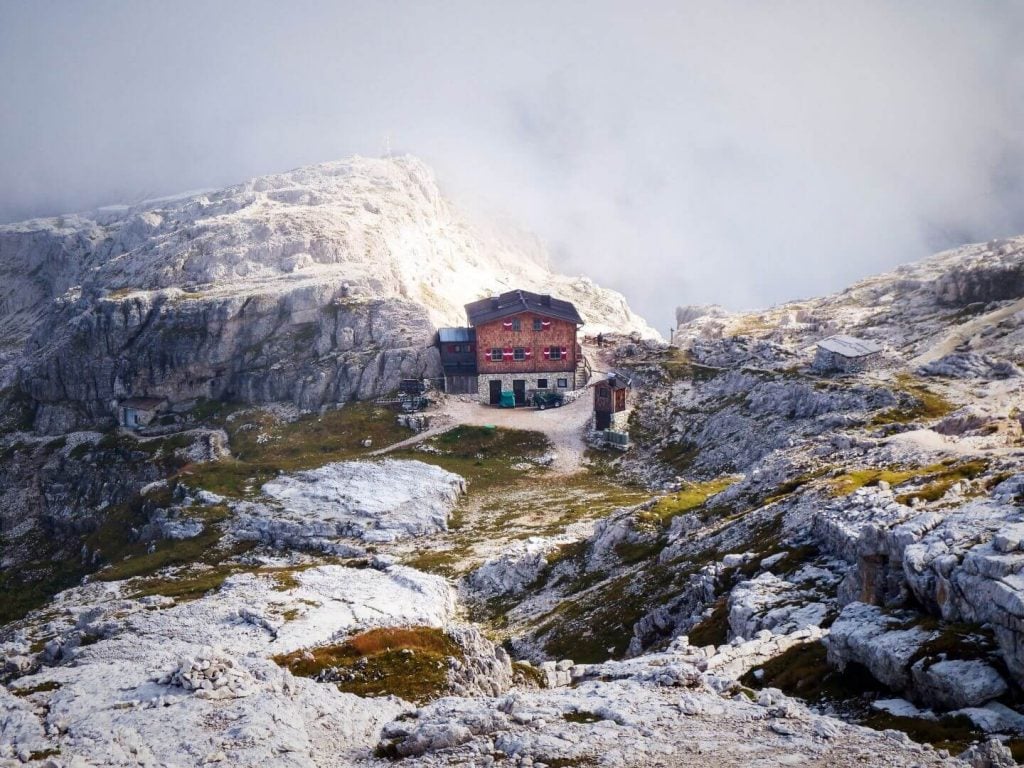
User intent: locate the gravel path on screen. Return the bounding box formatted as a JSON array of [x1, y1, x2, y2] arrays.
[[372, 346, 615, 475], [371, 390, 593, 474]]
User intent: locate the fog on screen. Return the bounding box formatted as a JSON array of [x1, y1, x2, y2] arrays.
[[2, 1, 1023, 329]]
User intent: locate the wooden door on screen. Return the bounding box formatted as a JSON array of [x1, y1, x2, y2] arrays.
[[513, 380, 526, 405]]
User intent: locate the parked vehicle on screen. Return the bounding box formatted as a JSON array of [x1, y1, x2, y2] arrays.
[[533, 391, 564, 410]]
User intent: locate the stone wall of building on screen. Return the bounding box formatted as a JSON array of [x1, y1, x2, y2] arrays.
[[813, 348, 879, 374], [477, 371, 579, 402]]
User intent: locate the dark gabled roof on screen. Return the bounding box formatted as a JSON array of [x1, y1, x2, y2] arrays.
[[592, 372, 631, 390], [465, 290, 584, 327], [438, 327, 476, 343]]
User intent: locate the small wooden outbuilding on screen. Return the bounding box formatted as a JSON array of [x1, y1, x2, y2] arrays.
[[593, 372, 631, 431]]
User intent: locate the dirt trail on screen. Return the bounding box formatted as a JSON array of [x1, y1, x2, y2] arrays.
[[371, 391, 593, 474], [911, 297, 1024, 365]]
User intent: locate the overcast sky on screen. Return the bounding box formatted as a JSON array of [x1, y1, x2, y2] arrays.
[[2, 1, 1024, 329]]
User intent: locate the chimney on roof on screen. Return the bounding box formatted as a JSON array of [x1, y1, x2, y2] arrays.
[[541, 294, 551, 306], [490, 297, 500, 310]]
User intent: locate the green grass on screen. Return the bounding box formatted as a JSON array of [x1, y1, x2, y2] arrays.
[[93, 505, 230, 582], [871, 374, 956, 425], [654, 348, 723, 382], [687, 597, 730, 647], [273, 626, 462, 703], [742, 639, 997, 754], [740, 640, 877, 705], [638, 476, 739, 527], [395, 425, 552, 492], [398, 433, 647, 579], [894, 459, 990, 505], [540, 572, 655, 663], [0, 486, 182, 624], [830, 459, 989, 499], [762, 468, 829, 504], [180, 401, 415, 497], [11, 680, 62, 696], [128, 562, 249, 601], [655, 441, 700, 473]]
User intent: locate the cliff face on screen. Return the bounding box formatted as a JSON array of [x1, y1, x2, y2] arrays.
[[21, 288, 440, 433], [0, 156, 657, 431]]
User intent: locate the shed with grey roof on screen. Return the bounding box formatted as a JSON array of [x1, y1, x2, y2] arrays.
[[813, 335, 884, 373], [118, 396, 168, 429]]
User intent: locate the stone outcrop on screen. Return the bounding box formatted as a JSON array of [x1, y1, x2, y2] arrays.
[[240, 458, 466, 546], [827, 602, 1008, 710]]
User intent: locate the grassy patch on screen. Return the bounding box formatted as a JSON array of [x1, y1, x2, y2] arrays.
[[687, 597, 730, 647], [129, 566, 236, 601], [740, 640, 877, 704], [512, 660, 548, 687], [830, 459, 989, 499], [563, 711, 604, 724], [894, 459, 990, 505], [872, 375, 956, 425], [638, 476, 739, 527], [540, 572, 653, 663], [180, 402, 413, 497], [273, 626, 461, 703], [656, 441, 700, 473], [94, 509, 229, 583], [11, 680, 61, 696], [403, 548, 463, 577], [860, 711, 982, 755], [650, 347, 723, 383], [398, 426, 551, 492], [741, 640, 992, 754], [762, 468, 829, 504]]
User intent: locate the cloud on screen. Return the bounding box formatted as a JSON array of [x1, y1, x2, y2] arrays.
[[2, 1, 1023, 328]]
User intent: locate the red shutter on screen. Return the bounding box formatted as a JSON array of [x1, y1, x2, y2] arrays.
[[561, 346, 568, 358], [541, 320, 551, 329], [502, 320, 513, 329], [503, 347, 514, 361], [524, 348, 532, 360], [542, 347, 550, 359]]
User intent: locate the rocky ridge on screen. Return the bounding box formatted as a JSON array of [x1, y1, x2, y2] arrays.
[[4, 207, 1024, 766], [0, 155, 656, 432]]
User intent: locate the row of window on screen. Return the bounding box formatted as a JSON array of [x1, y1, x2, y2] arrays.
[[502, 318, 553, 332], [489, 346, 565, 362], [537, 378, 570, 389]]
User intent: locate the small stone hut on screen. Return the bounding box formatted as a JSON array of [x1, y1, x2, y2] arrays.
[[118, 397, 168, 429], [813, 335, 883, 374]]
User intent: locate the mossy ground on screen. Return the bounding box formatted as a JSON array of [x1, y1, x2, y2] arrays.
[[742, 640, 1005, 755], [870, 374, 956, 425], [638, 476, 739, 527], [180, 401, 414, 497], [830, 459, 990, 499], [273, 626, 461, 703], [400, 426, 648, 577]]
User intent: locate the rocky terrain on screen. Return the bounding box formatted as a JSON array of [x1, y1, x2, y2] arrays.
[[0, 155, 655, 434], [3, 166, 1024, 767]]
